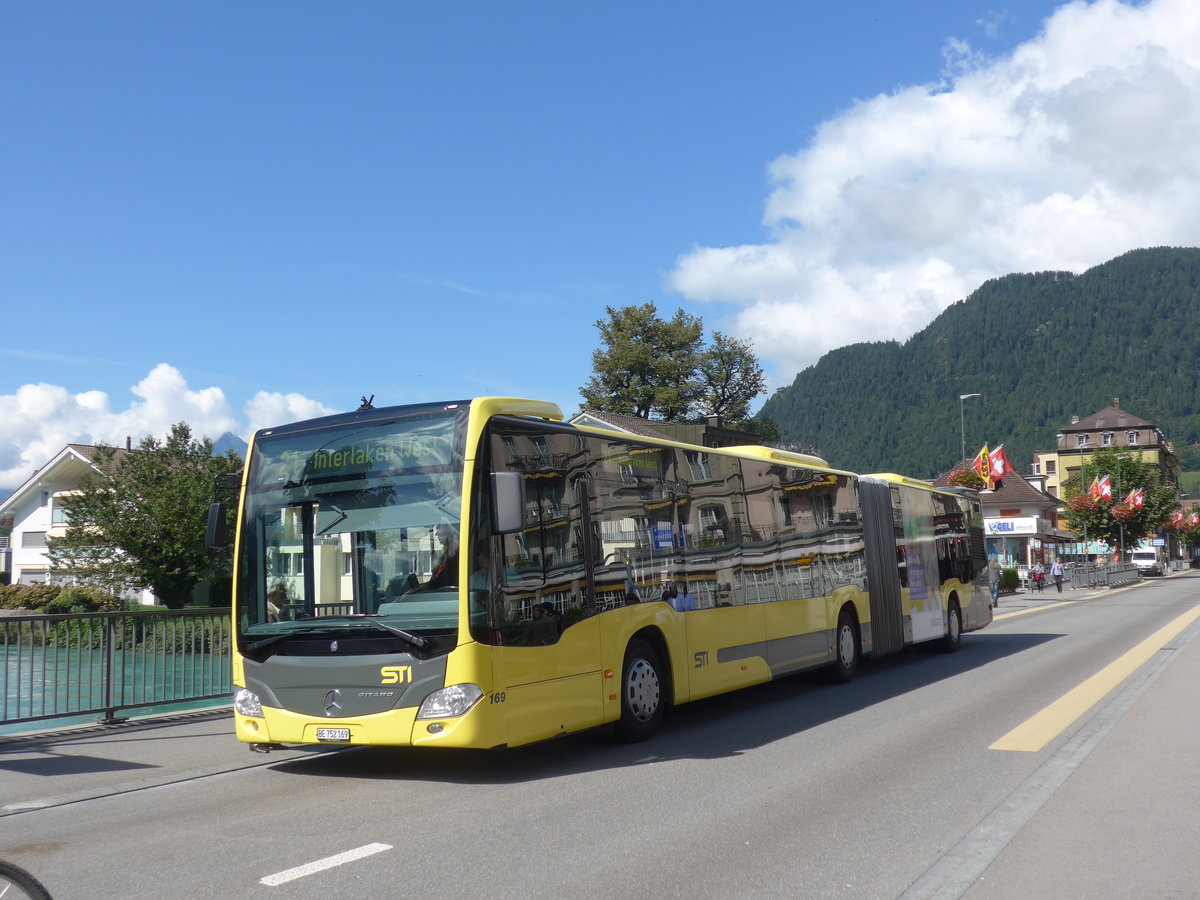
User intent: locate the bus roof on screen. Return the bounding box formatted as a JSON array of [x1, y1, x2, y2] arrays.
[[863, 473, 941, 490]]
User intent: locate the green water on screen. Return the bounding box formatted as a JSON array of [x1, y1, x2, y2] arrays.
[[2, 644, 232, 736]]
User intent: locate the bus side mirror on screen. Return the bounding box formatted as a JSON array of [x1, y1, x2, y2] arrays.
[[206, 502, 227, 548], [491, 472, 525, 534]]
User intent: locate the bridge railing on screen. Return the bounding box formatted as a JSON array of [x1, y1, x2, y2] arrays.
[[1, 607, 232, 728]]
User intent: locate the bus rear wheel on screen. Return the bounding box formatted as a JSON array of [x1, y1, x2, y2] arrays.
[[828, 608, 860, 683], [941, 600, 962, 653], [616, 638, 664, 741]]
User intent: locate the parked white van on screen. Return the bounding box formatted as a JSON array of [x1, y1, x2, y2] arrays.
[[1130, 547, 1165, 576]]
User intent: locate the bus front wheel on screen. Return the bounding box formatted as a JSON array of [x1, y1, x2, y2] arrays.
[[616, 638, 664, 741]]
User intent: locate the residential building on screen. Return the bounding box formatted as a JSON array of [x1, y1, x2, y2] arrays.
[[0, 444, 154, 603], [1031, 399, 1179, 499]]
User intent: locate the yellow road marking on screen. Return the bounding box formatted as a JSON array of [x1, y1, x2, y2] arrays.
[[990, 601, 1200, 752]]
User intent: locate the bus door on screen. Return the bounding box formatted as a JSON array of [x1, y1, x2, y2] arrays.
[[896, 485, 944, 643], [482, 423, 603, 745], [679, 452, 768, 699]]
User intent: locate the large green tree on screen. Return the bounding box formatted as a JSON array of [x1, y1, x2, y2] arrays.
[[580, 304, 767, 425], [1061, 448, 1178, 559], [48, 423, 242, 608], [694, 331, 767, 427], [580, 302, 705, 420]]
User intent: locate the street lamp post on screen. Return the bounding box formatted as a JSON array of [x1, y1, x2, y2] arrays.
[[959, 393, 982, 464], [1116, 455, 1131, 562]]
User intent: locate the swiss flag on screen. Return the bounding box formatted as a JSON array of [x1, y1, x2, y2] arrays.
[[1132, 488, 1145, 509], [1098, 474, 1112, 500], [988, 445, 1011, 480]]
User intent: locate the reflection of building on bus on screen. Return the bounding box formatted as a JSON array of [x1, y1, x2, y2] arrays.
[[220, 397, 991, 753]]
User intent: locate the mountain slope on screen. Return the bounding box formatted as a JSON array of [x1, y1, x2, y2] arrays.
[[758, 247, 1200, 477]]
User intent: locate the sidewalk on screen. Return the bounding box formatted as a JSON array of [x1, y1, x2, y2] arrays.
[[965, 575, 1200, 897], [992, 565, 1185, 613]]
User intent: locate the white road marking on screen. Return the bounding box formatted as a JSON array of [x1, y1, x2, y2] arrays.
[[260, 843, 393, 887]]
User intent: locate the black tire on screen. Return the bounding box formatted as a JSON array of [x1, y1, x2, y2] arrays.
[[828, 607, 860, 683], [0, 860, 53, 900], [615, 638, 665, 742], [941, 600, 962, 653]]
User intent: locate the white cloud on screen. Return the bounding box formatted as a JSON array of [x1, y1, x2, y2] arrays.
[[245, 391, 338, 436], [668, 0, 1200, 385], [0, 364, 334, 494]]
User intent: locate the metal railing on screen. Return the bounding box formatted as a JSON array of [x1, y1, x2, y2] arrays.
[[1063, 563, 1141, 590], [2, 607, 232, 727]]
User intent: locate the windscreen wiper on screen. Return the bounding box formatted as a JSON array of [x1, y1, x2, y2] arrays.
[[305, 615, 430, 649]]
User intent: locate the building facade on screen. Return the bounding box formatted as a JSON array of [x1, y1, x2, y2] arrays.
[[1031, 399, 1179, 499]]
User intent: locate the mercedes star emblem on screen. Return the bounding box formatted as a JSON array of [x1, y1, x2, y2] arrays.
[[323, 689, 342, 717]]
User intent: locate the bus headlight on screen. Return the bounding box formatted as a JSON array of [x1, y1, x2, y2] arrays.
[[235, 688, 264, 718], [417, 683, 483, 719]]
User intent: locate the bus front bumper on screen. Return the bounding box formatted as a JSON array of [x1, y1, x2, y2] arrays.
[[234, 698, 498, 749]]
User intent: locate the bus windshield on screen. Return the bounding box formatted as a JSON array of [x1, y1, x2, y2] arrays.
[[234, 406, 468, 650]]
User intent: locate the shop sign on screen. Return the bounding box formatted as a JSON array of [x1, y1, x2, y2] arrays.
[[985, 517, 1039, 536]]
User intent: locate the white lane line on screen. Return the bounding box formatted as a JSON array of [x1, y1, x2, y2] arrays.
[[260, 843, 393, 887]]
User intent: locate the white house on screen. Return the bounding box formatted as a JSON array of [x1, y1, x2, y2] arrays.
[[0, 444, 155, 604]]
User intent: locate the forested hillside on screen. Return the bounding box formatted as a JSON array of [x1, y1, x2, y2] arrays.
[[758, 247, 1200, 478]]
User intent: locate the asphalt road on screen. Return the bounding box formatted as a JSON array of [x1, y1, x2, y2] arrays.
[[2, 572, 1198, 899]]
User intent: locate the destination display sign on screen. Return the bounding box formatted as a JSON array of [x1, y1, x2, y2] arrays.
[[254, 412, 460, 486]]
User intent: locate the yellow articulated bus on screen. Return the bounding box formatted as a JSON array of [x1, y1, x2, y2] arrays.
[[209, 397, 990, 751]]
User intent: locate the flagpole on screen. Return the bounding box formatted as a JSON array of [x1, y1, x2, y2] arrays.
[[1116, 455, 1129, 562]]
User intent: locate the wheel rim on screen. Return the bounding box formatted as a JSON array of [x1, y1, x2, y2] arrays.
[[625, 657, 661, 722], [839, 623, 856, 668], [950, 608, 961, 641]]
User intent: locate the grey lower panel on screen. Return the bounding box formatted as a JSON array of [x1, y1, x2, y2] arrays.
[[248, 652, 448, 718], [717, 629, 835, 678]]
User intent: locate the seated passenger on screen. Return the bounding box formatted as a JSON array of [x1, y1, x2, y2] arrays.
[[676, 582, 697, 611], [415, 524, 460, 591], [522, 602, 559, 645]]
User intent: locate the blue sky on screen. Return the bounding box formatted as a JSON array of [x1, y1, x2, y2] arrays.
[[4, 0, 1200, 492]]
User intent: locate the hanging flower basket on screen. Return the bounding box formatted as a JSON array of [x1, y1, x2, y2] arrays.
[[1110, 502, 1137, 524], [1068, 495, 1098, 515], [948, 467, 986, 490]]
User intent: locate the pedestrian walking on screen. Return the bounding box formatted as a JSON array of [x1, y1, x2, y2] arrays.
[[988, 557, 1001, 608], [1050, 558, 1065, 592], [1031, 562, 1045, 592]]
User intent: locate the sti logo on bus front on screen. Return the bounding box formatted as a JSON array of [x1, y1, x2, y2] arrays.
[[380, 666, 413, 685]]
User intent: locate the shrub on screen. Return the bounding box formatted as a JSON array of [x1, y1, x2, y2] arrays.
[[1001, 568, 1019, 592], [0, 583, 62, 610], [42, 586, 124, 614]]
